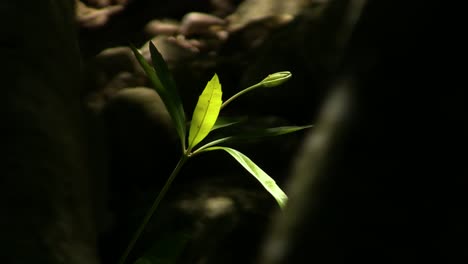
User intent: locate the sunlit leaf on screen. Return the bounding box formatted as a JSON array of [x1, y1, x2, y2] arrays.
[[188, 74, 223, 150], [203, 147, 288, 208], [185, 116, 246, 133], [130, 43, 186, 149]]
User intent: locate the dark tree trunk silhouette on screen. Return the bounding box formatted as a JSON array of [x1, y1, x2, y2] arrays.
[[259, 1, 467, 263], [0, 1, 101, 263]]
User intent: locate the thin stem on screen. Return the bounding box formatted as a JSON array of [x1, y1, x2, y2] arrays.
[[190, 137, 233, 157], [181, 137, 187, 153], [220, 83, 262, 110], [118, 154, 189, 264]]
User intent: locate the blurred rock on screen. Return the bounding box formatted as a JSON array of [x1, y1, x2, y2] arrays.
[[225, 1, 338, 124], [210, 0, 243, 17], [78, 0, 215, 57], [226, 0, 314, 31], [76, 0, 125, 28], [93, 46, 141, 77], [144, 19, 180, 36], [180, 12, 227, 37], [140, 36, 199, 64], [83, 0, 129, 8], [222, 14, 293, 52], [84, 46, 147, 112]]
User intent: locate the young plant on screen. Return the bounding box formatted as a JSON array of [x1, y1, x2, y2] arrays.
[[119, 41, 312, 264]]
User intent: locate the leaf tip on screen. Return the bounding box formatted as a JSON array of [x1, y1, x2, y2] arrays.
[[211, 73, 220, 84]]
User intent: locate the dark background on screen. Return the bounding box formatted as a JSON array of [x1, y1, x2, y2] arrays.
[[1, 1, 466, 263]]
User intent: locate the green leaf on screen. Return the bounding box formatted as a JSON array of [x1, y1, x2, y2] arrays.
[[188, 74, 223, 150], [211, 116, 248, 131], [193, 125, 313, 154], [234, 125, 313, 139], [148, 42, 177, 94], [192, 136, 233, 153], [130, 43, 186, 149], [203, 147, 288, 209], [184, 116, 246, 137]]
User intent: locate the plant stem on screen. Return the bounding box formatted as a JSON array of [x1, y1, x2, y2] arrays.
[[118, 154, 189, 264], [220, 83, 262, 110]]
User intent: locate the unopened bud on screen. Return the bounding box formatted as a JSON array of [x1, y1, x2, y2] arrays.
[[261, 71, 292, 87]]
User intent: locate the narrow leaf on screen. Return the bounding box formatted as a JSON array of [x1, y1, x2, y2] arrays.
[[211, 116, 248, 131], [188, 74, 223, 149], [185, 116, 246, 133], [149, 42, 178, 98], [235, 125, 313, 139], [203, 147, 288, 209], [194, 125, 313, 154], [130, 44, 186, 148], [192, 136, 233, 154]]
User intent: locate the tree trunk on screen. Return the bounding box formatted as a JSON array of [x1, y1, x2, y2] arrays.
[[0, 1, 101, 263], [259, 1, 467, 263]]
